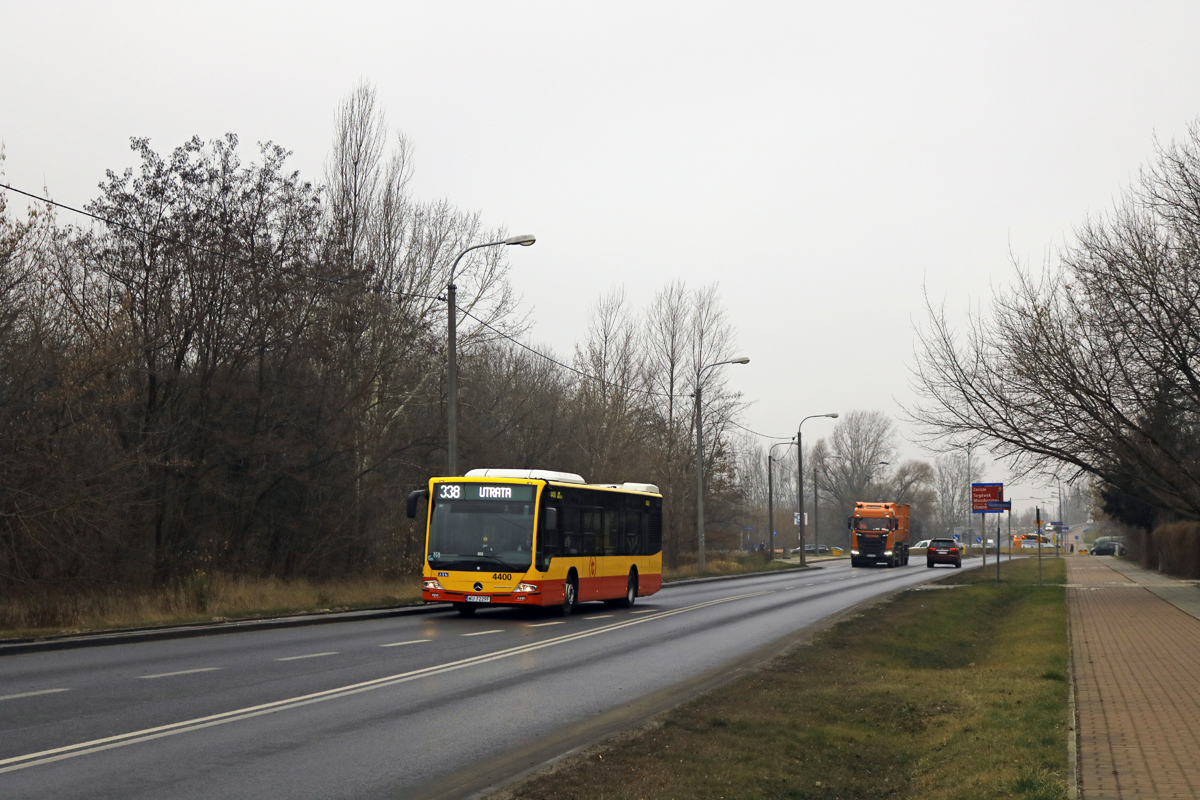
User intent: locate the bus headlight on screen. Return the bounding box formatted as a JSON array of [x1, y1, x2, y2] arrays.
[[514, 583, 539, 593], [884, 550, 893, 556], [422, 579, 443, 590], [850, 549, 859, 555]]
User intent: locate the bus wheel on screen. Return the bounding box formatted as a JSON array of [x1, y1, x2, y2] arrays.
[[558, 574, 577, 617], [618, 572, 638, 608], [455, 603, 476, 616]]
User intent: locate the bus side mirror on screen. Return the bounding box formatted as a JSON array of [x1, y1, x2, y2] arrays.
[[406, 489, 429, 519], [847, 517, 852, 530]]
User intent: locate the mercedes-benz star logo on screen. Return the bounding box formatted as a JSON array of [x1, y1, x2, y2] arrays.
[[473, 582, 483, 592]]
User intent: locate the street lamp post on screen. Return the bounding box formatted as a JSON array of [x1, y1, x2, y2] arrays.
[[695, 356, 750, 573], [766, 438, 795, 562], [1057, 478, 1067, 557], [797, 413, 838, 567], [446, 234, 535, 475]]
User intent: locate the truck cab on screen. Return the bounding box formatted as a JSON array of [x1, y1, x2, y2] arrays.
[[849, 501, 910, 568]]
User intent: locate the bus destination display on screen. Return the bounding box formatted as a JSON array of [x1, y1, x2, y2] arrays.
[[435, 483, 535, 502]]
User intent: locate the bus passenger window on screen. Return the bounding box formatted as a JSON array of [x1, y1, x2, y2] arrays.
[[621, 510, 640, 555], [562, 506, 580, 556], [581, 507, 601, 556], [602, 510, 619, 556], [539, 506, 560, 558]]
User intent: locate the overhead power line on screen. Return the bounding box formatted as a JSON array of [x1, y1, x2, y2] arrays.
[[0, 180, 780, 437]]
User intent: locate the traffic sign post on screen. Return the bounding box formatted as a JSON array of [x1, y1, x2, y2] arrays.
[[972, 483, 1004, 570]]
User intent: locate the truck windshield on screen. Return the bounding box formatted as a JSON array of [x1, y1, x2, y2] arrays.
[[428, 499, 535, 572], [854, 517, 892, 531]]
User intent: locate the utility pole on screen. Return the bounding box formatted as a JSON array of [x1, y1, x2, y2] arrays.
[[766, 439, 794, 563], [1057, 478, 1065, 558], [981, 510, 986, 568], [766, 450, 773, 563], [965, 442, 973, 555], [695, 357, 750, 573], [814, 460, 821, 554], [796, 413, 837, 568], [1036, 506, 1043, 584]]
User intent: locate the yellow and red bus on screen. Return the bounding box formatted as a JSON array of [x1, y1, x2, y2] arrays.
[[406, 469, 663, 616]]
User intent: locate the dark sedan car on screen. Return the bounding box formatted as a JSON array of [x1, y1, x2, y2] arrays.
[[1090, 537, 1125, 556], [926, 538, 962, 568]]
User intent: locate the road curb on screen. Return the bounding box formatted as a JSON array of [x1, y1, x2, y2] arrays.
[[0, 603, 451, 657], [0, 563, 840, 656]]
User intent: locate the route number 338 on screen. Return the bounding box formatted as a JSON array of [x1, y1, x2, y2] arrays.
[[492, 573, 513, 581]]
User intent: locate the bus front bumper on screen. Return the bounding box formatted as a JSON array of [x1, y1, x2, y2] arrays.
[[423, 580, 546, 606]]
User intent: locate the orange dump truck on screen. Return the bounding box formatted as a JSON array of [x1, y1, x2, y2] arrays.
[[849, 502, 910, 568]]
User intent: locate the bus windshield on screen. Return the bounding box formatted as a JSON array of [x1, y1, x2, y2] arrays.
[[854, 517, 892, 531], [428, 499, 535, 572]]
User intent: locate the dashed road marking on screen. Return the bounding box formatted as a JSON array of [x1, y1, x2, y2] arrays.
[[276, 652, 338, 661], [631, 609, 658, 614], [583, 615, 614, 620], [139, 668, 221, 680], [380, 639, 431, 647], [462, 630, 502, 637], [0, 688, 70, 702], [527, 621, 565, 627], [0, 589, 773, 775]]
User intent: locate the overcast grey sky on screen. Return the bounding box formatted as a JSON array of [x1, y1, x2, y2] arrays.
[[4, 1, 1200, 512]]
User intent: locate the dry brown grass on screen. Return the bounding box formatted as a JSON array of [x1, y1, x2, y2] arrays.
[[0, 573, 422, 640], [663, 554, 812, 582], [3, 553, 820, 640]]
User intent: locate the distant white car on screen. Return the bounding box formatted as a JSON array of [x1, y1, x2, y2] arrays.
[[913, 540, 931, 550]]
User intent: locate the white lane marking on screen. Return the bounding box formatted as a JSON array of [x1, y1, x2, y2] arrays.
[[0, 688, 70, 702], [583, 615, 614, 620], [631, 609, 658, 614], [275, 652, 338, 661], [0, 589, 773, 774], [139, 668, 221, 680], [379, 639, 431, 647], [462, 630, 502, 637], [804, 583, 815, 586], [527, 621, 565, 627]]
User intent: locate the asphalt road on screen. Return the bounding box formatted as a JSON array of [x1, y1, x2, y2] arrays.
[[0, 557, 982, 799]]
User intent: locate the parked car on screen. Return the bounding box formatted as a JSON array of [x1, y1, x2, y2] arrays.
[[1090, 536, 1126, 556], [790, 544, 832, 555], [926, 538, 962, 568]]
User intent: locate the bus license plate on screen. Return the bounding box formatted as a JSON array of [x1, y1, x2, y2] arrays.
[[466, 595, 491, 603]]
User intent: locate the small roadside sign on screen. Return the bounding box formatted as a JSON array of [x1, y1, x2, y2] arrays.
[[986, 500, 1011, 511]]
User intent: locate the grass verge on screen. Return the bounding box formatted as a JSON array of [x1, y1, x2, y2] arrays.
[[496, 557, 1069, 800], [664, 554, 828, 582], [2, 553, 838, 641], [0, 574, 422, 641]]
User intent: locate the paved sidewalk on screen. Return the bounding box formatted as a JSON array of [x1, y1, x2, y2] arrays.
[[1097, 557, 1200, 622], [1068, 556, 1200, 799]]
